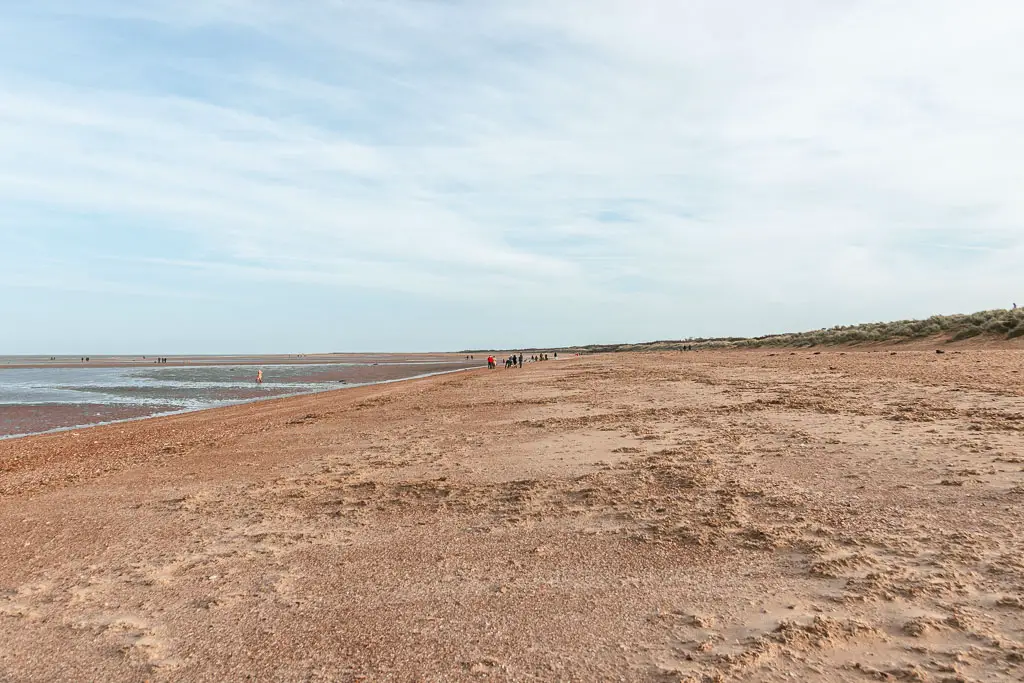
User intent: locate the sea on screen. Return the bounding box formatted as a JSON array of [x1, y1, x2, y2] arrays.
[[0, 357, 478, 439]]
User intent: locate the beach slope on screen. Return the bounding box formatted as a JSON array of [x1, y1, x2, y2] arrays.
[[2, 350, 1023, 681]]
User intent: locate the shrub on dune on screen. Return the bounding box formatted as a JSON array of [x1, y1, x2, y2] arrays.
[[951, 326, 984, 342]]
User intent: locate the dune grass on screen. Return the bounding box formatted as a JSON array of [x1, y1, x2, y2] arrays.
[[547, 308, 1024, 354]]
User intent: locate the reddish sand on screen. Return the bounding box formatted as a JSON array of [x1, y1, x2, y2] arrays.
[[1, 350, 1023, 680]]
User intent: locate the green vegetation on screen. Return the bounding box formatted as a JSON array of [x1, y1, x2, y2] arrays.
[[732, 308, 1024, 348], [545, 308, 1024, 354]]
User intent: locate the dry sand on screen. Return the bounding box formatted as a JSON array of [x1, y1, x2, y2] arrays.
[[1, 349, 1023, 681]]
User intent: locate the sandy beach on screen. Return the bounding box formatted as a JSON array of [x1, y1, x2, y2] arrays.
[[2, 349, 1023, 681]]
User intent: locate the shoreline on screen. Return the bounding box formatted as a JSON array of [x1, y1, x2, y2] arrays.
[[0, 365, 478, 441], [0, 353, 482, 371]]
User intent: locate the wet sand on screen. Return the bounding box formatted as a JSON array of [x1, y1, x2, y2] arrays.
[[1, 350, 1023, 680], [0, 403, 182, 439], [269, 361, 480, 385]]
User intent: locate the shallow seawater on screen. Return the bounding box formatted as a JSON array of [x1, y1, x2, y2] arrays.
[[0, 365, 341, 407], [0, 362, 471, 438]]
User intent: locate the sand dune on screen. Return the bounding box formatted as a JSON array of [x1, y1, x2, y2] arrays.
[[2, 350, 1023, 681]]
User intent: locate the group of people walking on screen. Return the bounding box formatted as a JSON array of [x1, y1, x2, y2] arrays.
[[487, 353, 523, 369], [485, 352, 559, 369]]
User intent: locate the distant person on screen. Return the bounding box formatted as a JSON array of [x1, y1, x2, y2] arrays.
[[256, 369, 263, 384], [518, 353, 523, 367]]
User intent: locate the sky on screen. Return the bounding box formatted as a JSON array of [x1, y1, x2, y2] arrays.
[[2, 1, 1023, 353]]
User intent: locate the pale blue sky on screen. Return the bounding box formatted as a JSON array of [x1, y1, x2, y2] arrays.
[[2, 1, 1023, 353]]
